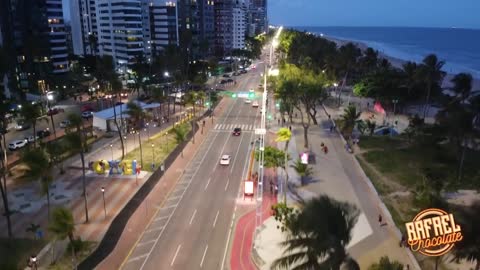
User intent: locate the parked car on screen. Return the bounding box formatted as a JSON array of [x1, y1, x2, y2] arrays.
[[240, 70, 247, 74], [220, 80, 227, 84], [25, 134, 39, 143], [222, 73, 231, 78], [82, 111, 94, 119], [232, 72, 240, 76], [59, 120, 70, 128], [233, 127, 241, 136], [8, 139, 28, 150], [47, 107, 64, 116], [37, 129, 51, 138], [220, 154, 231, 165], [15, 121, 31, 131]]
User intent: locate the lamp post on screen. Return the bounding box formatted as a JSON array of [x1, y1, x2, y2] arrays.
[[124, 136, 128, 152], [109, 144, 113, 161], [151, 143, 155, 169], [101, 187, 106, 219]]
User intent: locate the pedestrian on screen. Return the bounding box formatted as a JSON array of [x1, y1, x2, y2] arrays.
[[400, 234, 406, 247], [324, 146, 328, 154], [295, 113, 298, 118], [378, 214, 383, 226], [289, 126, 292, 131], [278, 119, 280, 125], [406, 265, 410, 270], [202, 120, 205, 126], [330, 125, 334, 132]]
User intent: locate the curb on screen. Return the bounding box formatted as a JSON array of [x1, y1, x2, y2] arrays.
[[322, 104, 422, 270]]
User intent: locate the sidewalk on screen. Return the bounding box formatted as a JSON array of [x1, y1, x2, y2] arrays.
[[251, 100, 421, 269]]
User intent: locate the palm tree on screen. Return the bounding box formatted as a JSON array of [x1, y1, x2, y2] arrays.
[[290, 159, 313, 186], [64, 132, 89, 223], [271, 195, 360, 270], [451, 73, 472, 103], [451, 202, 480, 270], [276, 128, 292, 204], [341, 105, 362, 139], [20, 102, 45, 148], [418, 54, 445, 118], [402, 61, 419, 98], [368, 256, 404, 270], [16, 148, 54, 220], [172, 125, 188, 157], [126, 101, 149, 167], [48, 207, 76, 257]]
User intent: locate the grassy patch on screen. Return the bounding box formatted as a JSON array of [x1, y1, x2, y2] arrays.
[[124, 123, 191, 172], [47, 240, 97, 270], [355, 156, 392, 195], [0, 238, 47, 270], [358, 135, 405, 150]]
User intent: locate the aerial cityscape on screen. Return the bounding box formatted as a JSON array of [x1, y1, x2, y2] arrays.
[[0, 0, 479, 270]]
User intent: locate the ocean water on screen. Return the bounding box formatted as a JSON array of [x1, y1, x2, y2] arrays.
[[295, 26, 480, 79]]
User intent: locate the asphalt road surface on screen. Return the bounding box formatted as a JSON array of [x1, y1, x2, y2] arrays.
[[122, 62, 265, 270]]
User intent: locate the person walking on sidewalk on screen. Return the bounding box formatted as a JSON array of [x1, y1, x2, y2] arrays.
[[378, 214, 383, 226]]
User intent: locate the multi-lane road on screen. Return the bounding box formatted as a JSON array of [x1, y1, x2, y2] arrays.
[[121, 62, 265, 270]]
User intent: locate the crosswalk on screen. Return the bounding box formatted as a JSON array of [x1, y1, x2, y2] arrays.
[[214, 123, 257, 131]]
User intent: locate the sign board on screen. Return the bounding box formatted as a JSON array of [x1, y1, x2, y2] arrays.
[[237, 92, 249, 98], [300, 152, 309, 164], [244, 181, 254, 195], [405, 208, 463, 256], [255, 128, 266, 135]]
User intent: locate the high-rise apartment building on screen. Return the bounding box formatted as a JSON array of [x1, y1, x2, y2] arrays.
[[0, 0, 68, 96], [232, 1, 246, 49], [71, 0, 179, 67], [247, 0, 266, 36], [149, 1, 179, 56]]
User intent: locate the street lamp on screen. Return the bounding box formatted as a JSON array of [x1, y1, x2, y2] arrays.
[[110, 144, 113, 161], [164, 71, 169, 78], [151, 143, 155, 169], [101, 187, 106, 219], [124, 136, 128, 152]]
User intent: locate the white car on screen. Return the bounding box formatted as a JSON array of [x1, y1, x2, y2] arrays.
[[8, 139, 28, 150], [220, 155, 231, 165], [249, 89, 254, 93], [59, 120, 70, 128], [25, 135, 39, 143], [252, 101, 259, 107], [244, 99, 252, 104]]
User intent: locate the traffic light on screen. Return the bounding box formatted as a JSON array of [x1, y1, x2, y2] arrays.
[[267, 114, 272, 120], [205, 102, 210, 106], [275, 102, 280, 108], [248, 92, 255, 98], [232, 93, 237, 98]]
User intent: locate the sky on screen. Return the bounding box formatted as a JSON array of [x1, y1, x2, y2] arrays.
[[268, 0, 480, 29]]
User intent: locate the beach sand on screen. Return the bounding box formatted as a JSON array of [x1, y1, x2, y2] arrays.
[[326, 36, 480, 91]]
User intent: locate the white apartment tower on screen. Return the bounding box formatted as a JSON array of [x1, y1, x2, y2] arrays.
[[232, 1, 246, 49], [71, 0, 179, 67]]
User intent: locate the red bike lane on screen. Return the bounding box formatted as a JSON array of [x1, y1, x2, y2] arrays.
[[230, 167, 278, 270]]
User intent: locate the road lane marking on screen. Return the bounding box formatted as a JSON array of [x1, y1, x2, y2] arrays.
[[231, 131, 245, 173], [171, 244, 181, 266], [134, 92, 238, 270], [224, 178, 229, 191], [144, 225, 164, 234], [200, 245, 208, 268], [136, 239, 156, 247], [213, 210, 220, 227], [204, 177, 211, 190], [153, 215, 169, 222], [189, 209, 197, 225], [166, 195, 182, 201], [127, 254, 148, 263]]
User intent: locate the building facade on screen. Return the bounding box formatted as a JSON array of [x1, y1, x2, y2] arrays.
[[232, 1, 246, 49], [71, 0, 179, 67], [0, 0, 68, 96]]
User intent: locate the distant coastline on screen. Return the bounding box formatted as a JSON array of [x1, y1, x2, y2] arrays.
[[310, 33, 480, 91]]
